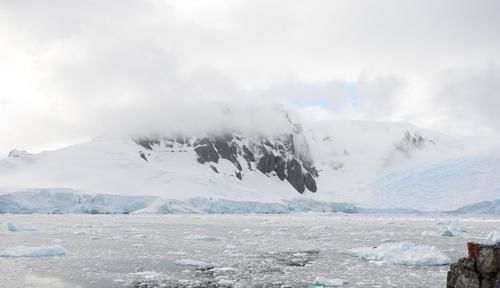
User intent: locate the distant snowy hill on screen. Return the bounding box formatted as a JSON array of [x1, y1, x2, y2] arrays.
[[1, 117, 499, 213], [447, 199, 500, 215]]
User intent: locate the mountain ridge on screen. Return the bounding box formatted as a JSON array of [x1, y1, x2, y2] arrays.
[[1, 119, 499, 211]]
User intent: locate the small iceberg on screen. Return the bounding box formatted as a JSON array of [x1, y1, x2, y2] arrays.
[[7, 223, 37, 232], [183, 234, 218, 241], [348, 242, 451, 266], [0, 245, 67, 257], [437, 225, 464, 237], [312, 276, 348, 287], [174, 259, 213, 270], [271, 228, 289, 237], [486, 231, 500, 244]]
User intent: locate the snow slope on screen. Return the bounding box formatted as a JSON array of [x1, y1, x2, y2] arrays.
[[0, 119, 499, 212], [303, 120, 500, 210]]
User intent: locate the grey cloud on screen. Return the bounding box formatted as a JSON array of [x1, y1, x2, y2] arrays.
[[431, 66, 500, 136], [1, 0, 500, 155]]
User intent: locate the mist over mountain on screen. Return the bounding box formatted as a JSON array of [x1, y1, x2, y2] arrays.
[[1, 109, 498, 213]]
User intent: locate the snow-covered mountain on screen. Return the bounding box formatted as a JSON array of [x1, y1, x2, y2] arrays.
[[1, 117, 499, 213]]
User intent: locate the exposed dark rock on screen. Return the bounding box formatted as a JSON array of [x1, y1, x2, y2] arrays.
[[214, 136, 242, 171], [395, 130, 432, 156], [274, 157, 286, 181], [304, 173, 317, 192], [135, 133, 319, 194], [139, 151, 148, 162], [194, 138, 219, 164], [257, 151, 276, 174], [302, 159, 319, 177], [134, 137, 160, 150], [242, 145, 255, 162], [8, 150, 31, 158], [235, 171, 242, 180], [446, 242, 500, 288], [175, 136, 186, 145], [286, 159, 305, 194], [209, 165, 219, 174]]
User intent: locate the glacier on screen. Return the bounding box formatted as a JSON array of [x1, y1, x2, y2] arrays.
[[0, 189, 357, 214]]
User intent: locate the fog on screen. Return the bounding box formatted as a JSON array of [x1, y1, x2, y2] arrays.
[[1, 0, 500, 155]]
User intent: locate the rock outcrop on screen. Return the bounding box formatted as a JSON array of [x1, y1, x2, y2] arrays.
[[395, 130, 433, 156], [447, 242, 500, 288], [134, 133, 319, 194]]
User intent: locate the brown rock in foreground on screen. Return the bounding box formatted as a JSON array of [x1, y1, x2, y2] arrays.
[[447, 242, 500, 288]]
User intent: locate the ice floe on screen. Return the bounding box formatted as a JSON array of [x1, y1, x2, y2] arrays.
[[348, 242, 451, 266], [312, 276, 348, 287], [0, 245, 67, 257], [174, 259, 213, 270], [437, 225, 464, 237], [184, 234, 218, 241], [487, 231, 500, 244], [7, 222, 37, 232], [271, 227, 289, 237]]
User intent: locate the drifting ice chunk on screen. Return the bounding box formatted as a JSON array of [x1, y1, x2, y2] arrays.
[[0, 245, 67, 257], [174, 259, 213, 270], [487, 231, 500, 244], [130, 271, 163, 280], [348, 242, 451, 266], [184, 234, 218, 241], [167, 250, 186, 256], [312, 276, 348, 287], [271, 228, 289, 237], [214, 267, 238, 273], [7, 222, 37, 232], [437, 225, 464, 237], [218, 279, 236, 285]]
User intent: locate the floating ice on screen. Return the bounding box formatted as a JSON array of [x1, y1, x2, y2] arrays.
[[487, 231, 500, 244], [184, 234, 218, 241], [167, 250, 186, 256], [174, 259, 212, 270], [271, 228, 289, 237], [7, 222, 37, 232], [218, 279, 236, 285], [0, 245, 67, 257], [437, 225, 464, 237], [312, 276, 348, 287], [130, 271, 163, 280], [214, 267, 238, 273], [348, 242, 451, 266]]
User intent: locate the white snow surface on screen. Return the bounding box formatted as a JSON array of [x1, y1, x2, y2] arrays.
[[1, 119, 499, 212], [0, 245, 67, 257], [348, 242, 452, 266]]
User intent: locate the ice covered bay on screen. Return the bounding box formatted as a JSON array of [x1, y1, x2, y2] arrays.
[[0, 214, 498, 287]]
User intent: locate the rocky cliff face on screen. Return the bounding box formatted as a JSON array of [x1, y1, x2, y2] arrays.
[[395, 130, 434, 156], [134, 133, 318, 194], [447, 242, 500, 288]]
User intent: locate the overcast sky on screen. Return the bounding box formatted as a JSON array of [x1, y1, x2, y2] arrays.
[[1, 0, 500, 155]]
